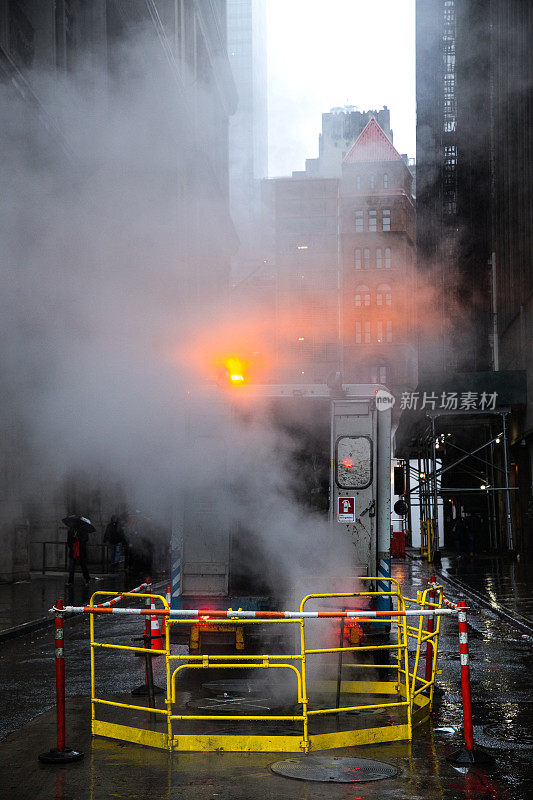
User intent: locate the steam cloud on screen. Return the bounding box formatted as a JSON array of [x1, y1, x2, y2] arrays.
[[0, 26, 356, 597]]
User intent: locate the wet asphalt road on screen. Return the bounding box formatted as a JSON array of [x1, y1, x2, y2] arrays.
[[0, 559, 532, 799]]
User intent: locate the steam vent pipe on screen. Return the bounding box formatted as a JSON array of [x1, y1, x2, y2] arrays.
[[376, 404, 392, 613]]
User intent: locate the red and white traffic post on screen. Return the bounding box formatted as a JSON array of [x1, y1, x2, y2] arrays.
[[447, 598, 494, 765], [38, 599, 84, 763]]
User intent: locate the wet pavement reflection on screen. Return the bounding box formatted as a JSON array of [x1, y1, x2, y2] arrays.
[[0, 559, 531, 799]]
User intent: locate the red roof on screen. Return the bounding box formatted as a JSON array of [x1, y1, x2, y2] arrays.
[[343, 117, 402, 164]]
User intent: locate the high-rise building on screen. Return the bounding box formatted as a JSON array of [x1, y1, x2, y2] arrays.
[[268, 116, 417, 403], [302, 105, 394, 178], [413, 0, 533, 551], [226, 0, 268, 274]]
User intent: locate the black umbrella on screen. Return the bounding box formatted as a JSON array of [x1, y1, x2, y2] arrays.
[[62, 515, 96, 533]]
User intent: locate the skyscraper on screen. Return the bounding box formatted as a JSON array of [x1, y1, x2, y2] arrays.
[[226, 0, 268, 271], [415, 0, 533, 551]]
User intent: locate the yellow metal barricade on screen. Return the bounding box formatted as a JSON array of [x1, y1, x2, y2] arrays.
[[88, 580, 444, 753]]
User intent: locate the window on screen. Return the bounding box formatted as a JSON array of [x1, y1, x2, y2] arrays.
[[383, 173, 388, 188], [364, 321, 371, 343], [355, 210, 363, 232], [376, 284, 392, 306], [371, 365, 388, 383], [370, 174, 375, 189], [385, 247, 391, 268], [355, 284, 370, 307], [356, 175, 361, 190], [355, 248, 361, 269], [369, 210, 377, 232], [382, 209, 391, 231], [377, 321, 383, 342], [363, 248, 370, 269], [386, 320, 392, 342], [376, 248, 382, 269], [355, 321, 361, 343], [335, 436, 372, 489]]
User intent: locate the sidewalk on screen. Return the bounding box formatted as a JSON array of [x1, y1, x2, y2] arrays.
[[0, 572, 166, 640], [0, 574, 72, 640]]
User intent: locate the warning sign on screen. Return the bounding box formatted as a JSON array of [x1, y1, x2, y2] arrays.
[[338, 497, 355, 523]]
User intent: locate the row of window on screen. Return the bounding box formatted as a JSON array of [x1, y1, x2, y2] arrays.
[[355, 209, 391, 232], [355, 320, 393, 343], [355, 284, 392, 307], [355, 247, 392, 269], [355, 174, 389, 190]]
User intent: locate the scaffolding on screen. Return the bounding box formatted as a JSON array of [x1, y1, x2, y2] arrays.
[[401, 406, 517, 560]]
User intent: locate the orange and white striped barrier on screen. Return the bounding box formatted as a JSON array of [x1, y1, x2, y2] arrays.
[[54, 605, 461, 619], [96, 581, 149, 609]]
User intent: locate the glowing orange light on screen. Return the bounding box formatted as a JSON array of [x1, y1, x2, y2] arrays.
[[200, 615, 210, 621], [343, 458, 354, 468], [223, 357, 247, 384]]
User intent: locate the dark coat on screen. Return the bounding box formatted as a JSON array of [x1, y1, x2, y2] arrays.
[[104, 518, 125, 545]]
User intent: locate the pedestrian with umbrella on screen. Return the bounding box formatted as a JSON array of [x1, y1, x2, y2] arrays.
[[63, 515, 95, 587]]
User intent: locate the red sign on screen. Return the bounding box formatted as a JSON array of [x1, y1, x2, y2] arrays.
[[338, 497, 355, 523]]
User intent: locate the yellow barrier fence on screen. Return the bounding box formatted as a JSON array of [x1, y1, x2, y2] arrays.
[[88, 578, 445, 753]]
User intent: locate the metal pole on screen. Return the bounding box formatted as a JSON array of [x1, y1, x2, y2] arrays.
[[335, 615, 344, 712], [38, 599, 83, 763], [425, 576, 436, 683], [501, 412, 514, 551], [431, 417, 439, 560], [42, 543, 46, 575]]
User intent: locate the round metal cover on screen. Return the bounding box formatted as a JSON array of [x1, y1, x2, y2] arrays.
[[270, 756, 398, 783], [203, 679, 260, 696], [187, 696, 274, 714]]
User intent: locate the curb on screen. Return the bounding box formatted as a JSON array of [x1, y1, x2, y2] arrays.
[[0, 616, 54, 642]]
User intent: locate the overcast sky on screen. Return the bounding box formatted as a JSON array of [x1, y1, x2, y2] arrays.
[[267, 0, 415, 177]]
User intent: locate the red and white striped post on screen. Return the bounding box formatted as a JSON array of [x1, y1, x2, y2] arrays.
[[447, 598, 494, 765], [425, 574, 436, 683], [38, 599, 84, 763]]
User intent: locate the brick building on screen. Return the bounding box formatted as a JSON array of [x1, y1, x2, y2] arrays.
[[267, 116, 417, 403]]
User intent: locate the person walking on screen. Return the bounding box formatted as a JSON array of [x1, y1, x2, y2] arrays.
[[104, 514, 125, 573], [64, 515, 94, 587]]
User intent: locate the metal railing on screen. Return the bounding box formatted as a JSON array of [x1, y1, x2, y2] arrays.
[[36, 541, 114, 574], [81, 577, 450, 753]]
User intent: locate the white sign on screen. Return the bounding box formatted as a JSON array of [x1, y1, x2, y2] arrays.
[[338, 497, 355, 523]]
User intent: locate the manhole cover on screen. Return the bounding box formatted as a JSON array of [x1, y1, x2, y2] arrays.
[[203, 679, 263, 697], [270, 756, 398, 783], [483, 724, 533, 746], [187, 696, 274, 713]]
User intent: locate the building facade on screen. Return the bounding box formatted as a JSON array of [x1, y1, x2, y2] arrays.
[[268, 116, 417, 403], [341, 118, 417, 394]]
